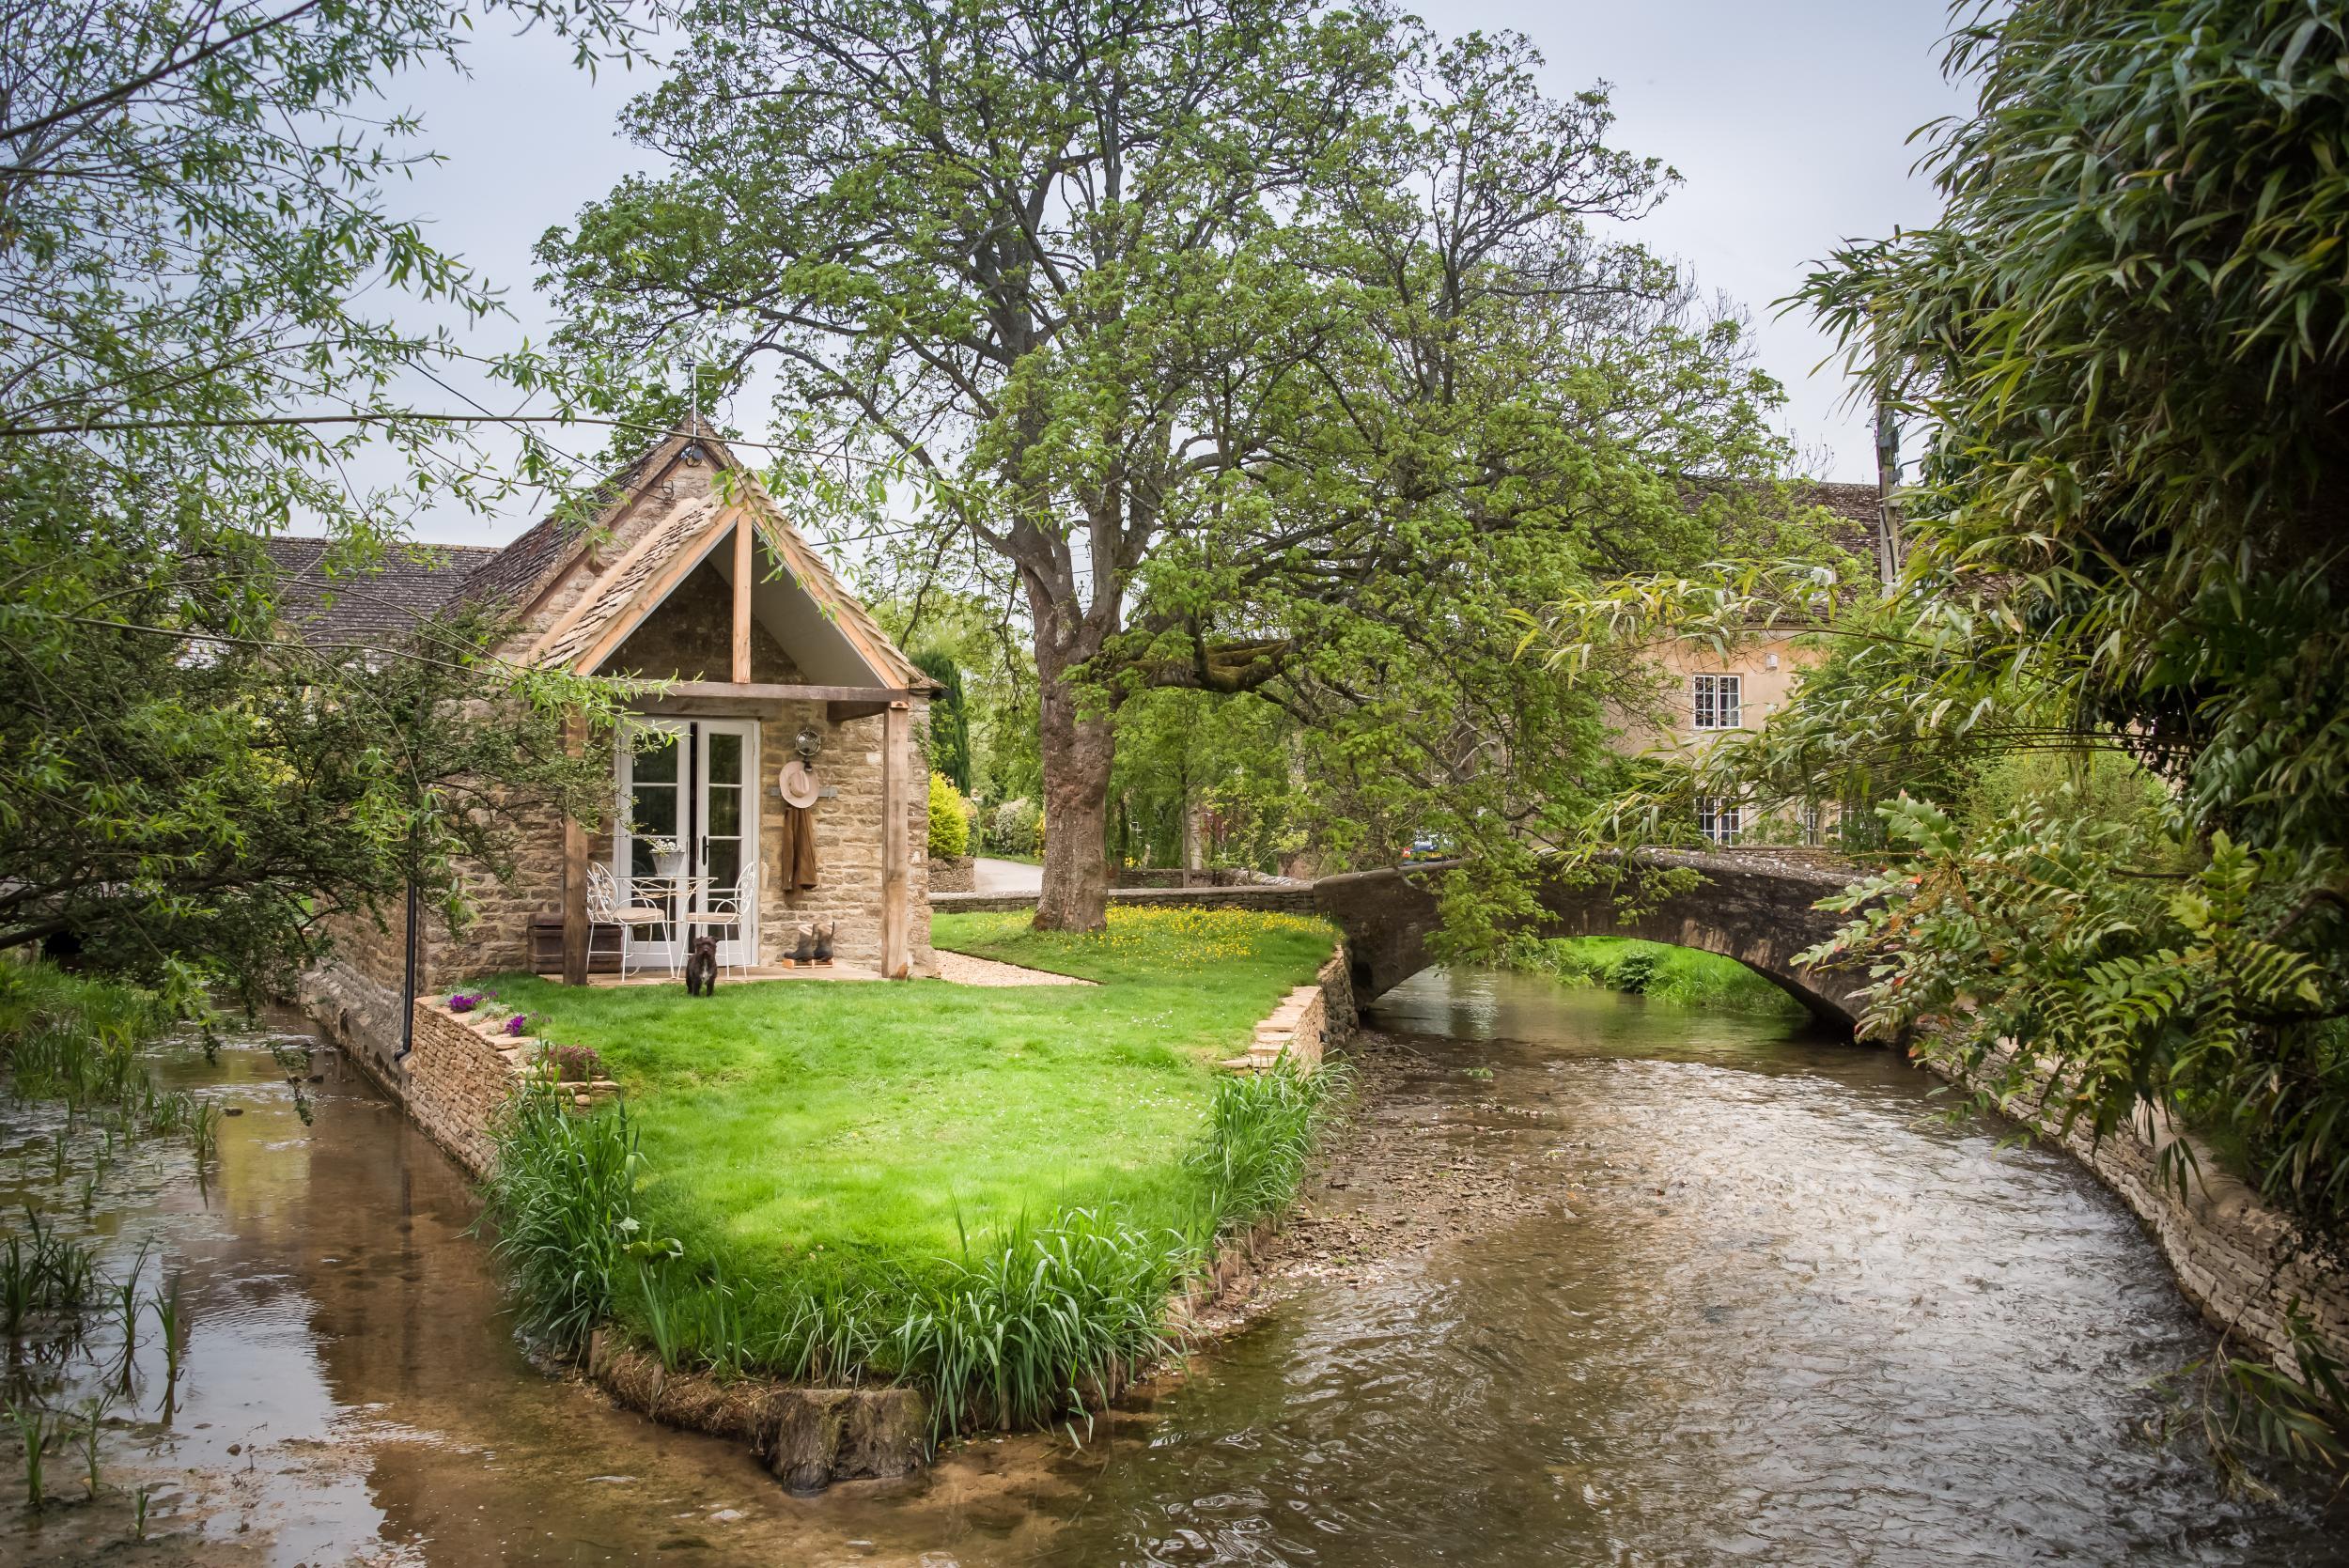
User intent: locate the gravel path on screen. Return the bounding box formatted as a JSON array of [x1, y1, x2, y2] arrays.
[[933, 949, 1093, 986], [972, 856, 1044, 894]]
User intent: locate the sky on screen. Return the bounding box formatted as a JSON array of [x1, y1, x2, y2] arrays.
[[384, 1, 1971, 547]]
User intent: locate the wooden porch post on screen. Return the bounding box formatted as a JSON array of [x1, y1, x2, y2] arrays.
[[879, 699, 911, 978], [562, 709, 591, 986], [730, 516, 753, 684]]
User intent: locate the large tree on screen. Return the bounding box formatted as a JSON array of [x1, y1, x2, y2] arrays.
[[540, 0, 1786, 928]]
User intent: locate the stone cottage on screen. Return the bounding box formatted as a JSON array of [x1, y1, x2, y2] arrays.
[[265, 427, 939, 1079]]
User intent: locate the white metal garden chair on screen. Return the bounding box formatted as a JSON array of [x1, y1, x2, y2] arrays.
[[696, 866, 757, 978], [587, 862, 669, 979]]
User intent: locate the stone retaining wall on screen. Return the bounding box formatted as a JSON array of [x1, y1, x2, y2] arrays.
[[1227, 947, 1358, 1074], [1113, 867, 1308, 891], [400, 997, 620, 1178], [927, 855, 974, 894]]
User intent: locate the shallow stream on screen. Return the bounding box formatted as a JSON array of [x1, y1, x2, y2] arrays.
[[2, 971, 2344, 1564]]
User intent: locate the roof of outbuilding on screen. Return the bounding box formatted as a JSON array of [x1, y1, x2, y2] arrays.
[[1794, 480, 1885, 561], [260, 536, 502, 646]]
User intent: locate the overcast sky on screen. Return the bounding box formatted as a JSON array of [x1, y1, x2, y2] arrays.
[[386, 2, 1969, 546]]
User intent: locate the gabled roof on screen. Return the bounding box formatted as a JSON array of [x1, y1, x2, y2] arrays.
[[527, 493, 734, 669], [264, 428, 931, 691], [719, 438, 926, 690]]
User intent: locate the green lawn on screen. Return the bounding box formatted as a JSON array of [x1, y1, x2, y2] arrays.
[[484, 907, 1335, 1280]]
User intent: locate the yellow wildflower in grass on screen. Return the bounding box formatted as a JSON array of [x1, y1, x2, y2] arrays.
[[1077, 906, 1329, 968]]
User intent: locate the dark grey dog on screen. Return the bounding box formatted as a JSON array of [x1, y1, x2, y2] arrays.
[[684, 934, 720, 996]]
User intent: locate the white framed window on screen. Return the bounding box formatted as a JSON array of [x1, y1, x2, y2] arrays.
[[1691, 673, 1743, 731], [1698, 796, 1744, 846]]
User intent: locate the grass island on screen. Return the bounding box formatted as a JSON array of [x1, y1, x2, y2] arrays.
[[475, 906, 1346, 1438]]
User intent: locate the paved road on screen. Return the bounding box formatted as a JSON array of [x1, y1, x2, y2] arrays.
[[972, 856, 1043, 894]]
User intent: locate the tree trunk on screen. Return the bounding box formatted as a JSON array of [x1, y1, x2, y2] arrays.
[[1034, 654, 1114, 930]]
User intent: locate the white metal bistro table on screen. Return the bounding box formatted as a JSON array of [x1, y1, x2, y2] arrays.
[[628, 873, 713, 973]]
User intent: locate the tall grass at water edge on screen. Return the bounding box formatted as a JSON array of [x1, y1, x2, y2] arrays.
[[480, 1056, 1348, 1441]]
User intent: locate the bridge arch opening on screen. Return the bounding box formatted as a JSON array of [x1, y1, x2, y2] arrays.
[[1311, 855, 1866, 1038]]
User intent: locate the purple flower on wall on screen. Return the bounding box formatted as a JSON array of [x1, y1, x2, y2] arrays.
[[504, 1013, 530, 1037], [447, 992, 481, 1013]]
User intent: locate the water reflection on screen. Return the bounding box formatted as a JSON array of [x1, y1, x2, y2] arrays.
[[0, 976, 2341, 1565]]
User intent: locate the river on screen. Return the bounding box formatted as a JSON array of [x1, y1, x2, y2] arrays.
[[3, 969, 2343, 1564]]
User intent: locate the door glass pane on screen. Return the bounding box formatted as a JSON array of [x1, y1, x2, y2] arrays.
[[707, 730, 742, 784], [633, 732, 679, 783], [629, 783, 677, 878], [708, 784, 741, 837], [705, 836, 741, 891]]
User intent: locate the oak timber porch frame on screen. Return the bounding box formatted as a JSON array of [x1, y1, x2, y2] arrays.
[[521, 432, 926, 987]]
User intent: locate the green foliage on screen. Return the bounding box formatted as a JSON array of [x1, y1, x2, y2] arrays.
[[926, 772, 971, 862], [0, 1, 640, 998], [541, 0, 1790, 923], [890, 1207, 1190, 1435], [1809, 800, 2345, 1247], [477, 1091, 645, 1357], [1515, 2, 2349, 1463], [986, 799, 1043, 859], [1959, 747, 2174, 848], [1110, 688, 1304, 873], [914, 651, 972, 794], [0, 575, 620, 997], [1190, 1058, 1353, 1234], [871, 593, 1038, 806], [1796, 0, 2349, 864]]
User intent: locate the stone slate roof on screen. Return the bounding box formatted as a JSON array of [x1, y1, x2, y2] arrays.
[[1795, 481, 1884, 561], [261, 536, 501, 645], [261, 429, 931, 691], [530, 493, 730, 669]]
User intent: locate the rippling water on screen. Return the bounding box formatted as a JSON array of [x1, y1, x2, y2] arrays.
[[1029, 970, 2349, 1566], [2, 974, 2341, 1564]]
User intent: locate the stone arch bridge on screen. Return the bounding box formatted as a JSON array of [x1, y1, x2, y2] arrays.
[[932, 848, 1870, 1032]]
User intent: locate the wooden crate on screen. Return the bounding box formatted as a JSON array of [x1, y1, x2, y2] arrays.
[[528, 913, 623, 975]]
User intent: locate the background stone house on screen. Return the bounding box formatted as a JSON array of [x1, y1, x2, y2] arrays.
[[268, 428, 938, 1079], [1623, 480, 1888, 846]]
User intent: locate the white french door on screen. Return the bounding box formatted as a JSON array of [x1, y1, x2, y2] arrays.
[[616, 718, 759, 966]]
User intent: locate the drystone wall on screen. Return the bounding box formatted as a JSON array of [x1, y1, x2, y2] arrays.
[[1227, 947, 1358, 1074], [931, 885, 1322, 918], [399, 998, 619, 1178]]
